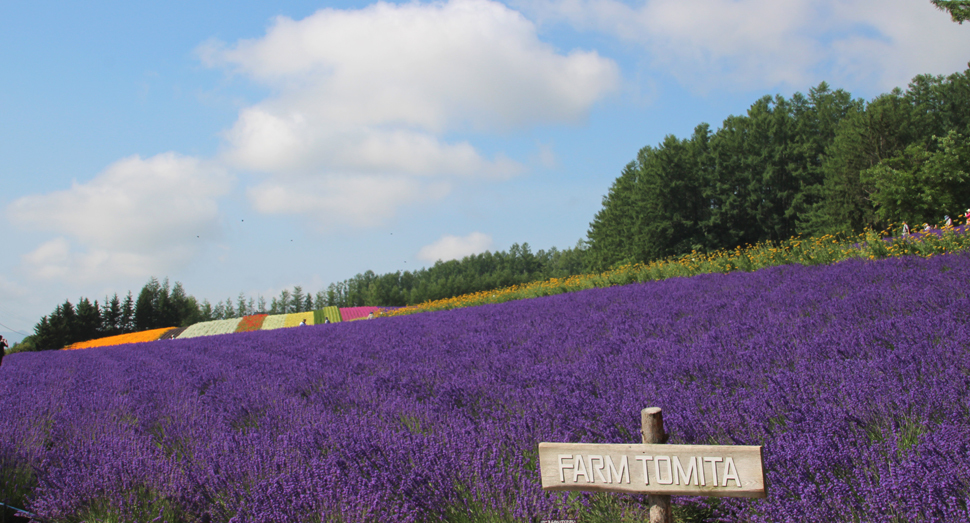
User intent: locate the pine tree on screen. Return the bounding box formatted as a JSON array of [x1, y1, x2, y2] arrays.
[[932, 0, 970, 23], [102, 294, 123, 336], [314, 291, 326, 310], [135, 278, 161, 331], [292, 286, 304, 313], [279, 290, 291, 314], [121, 292, 135, 333], [75, 298, 102, 343]]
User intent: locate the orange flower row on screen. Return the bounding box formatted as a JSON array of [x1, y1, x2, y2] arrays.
[[65, 327, 176, 350]]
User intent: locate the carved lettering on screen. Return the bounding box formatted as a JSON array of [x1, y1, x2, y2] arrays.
[[655, 456, 673, 485], [635, 455, 653, 485], [590, 455, 608, 483], [605, 455, 630, 484], [573, 455, 590, 483], [673, 456, 699, 486], [722, 457, 740, 487], [558, 454, 573, 483], [704, 457, 722, 487]]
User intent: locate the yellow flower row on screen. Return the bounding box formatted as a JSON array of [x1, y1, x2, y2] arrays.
[[387, 226, 970, 317], [284, 311, 315, 327]]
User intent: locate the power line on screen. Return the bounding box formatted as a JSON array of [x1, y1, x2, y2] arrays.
[[0, 319, 30, 336]]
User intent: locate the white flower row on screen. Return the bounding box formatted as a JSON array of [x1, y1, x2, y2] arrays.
[[177, 318, 243, 339], [260, 314, 287, 330]]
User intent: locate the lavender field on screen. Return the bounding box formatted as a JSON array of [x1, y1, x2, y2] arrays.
[[2, 254, 970, 522]]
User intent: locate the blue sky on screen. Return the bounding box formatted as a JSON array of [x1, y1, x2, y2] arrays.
[[2, 0, 969, 342]]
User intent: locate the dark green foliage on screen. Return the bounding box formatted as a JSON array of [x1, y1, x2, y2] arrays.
[[292, 286, 305, 313], [589, 66, 970, 268], [932, 0, 970, 23], [100, 294, 123, 337], [319, 242, 588, 307], [74, 298, 102, 343], [6, 335, 38, 354], [31, 278, 204, 350]]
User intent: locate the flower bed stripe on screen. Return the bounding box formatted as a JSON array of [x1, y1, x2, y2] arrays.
[[325, 306, 341, 323], [284, 312, 314, 327], [339, 306, 382, 322], [64, 327, 175, 350], [177, 318, 244, 339], [236, 314, 268, 333], [260, 314, 287, 330]]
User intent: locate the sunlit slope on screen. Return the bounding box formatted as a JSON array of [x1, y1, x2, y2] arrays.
[[5, 253, 969, 521]]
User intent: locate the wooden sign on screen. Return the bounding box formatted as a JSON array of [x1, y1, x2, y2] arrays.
[[538, 442, 766, 498]]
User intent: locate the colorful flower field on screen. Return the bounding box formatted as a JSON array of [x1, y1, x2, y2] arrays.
[[2, 253, 969, 522], [63, 327, 176, 350]]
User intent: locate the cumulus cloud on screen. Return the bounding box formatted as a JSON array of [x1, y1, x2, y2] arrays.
[[8, 152, 231, 282], [200, 0, 619, 224], [248, 174, 450, 228], [521, 0, 970, 93], [417, 232, 494, 262]]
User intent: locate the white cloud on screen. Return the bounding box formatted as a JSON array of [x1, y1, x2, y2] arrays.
[[201, 0, 619, 225], [7, 152, 231, 283], [247, 174, 450, 228], [521, 0, 970, 93], [417, 232, 494, 262]]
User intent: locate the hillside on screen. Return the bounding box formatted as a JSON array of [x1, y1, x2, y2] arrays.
[[1, 253, 969, 522]]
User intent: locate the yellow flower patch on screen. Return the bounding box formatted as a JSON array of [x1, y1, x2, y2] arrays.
[[284, 311, 315, 327]]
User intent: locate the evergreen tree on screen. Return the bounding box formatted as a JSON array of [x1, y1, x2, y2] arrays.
[[101, 294, 123, 336], [292, 286, 304, 313], [237, 292, 248, 317], [313, 291, 326, 310], [75, 298, 102, 343], [134, 277, 161, 331], [932, 0, 970, 23], [278, 290, 291, 314], [121, 292, 135, 333], [199, 299, 214, 322]]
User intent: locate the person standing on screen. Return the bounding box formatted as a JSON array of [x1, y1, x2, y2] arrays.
[[0, 335, 7, 367], [902, 221, 910, 237]]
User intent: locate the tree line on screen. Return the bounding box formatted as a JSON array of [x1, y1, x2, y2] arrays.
[[585, 67, 970, 270], [17, 243, 588, 351]]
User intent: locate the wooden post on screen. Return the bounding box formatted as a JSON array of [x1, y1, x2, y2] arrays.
[[641, 407, 672, 523]]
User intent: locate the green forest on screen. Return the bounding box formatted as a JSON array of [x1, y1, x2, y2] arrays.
[[586, 68, 970, 269], [13, 64, 970, 352]]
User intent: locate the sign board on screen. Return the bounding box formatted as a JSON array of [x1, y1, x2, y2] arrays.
[[539, 442, 766, 498]]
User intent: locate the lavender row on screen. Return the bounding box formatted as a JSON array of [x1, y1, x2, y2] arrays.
[[2, 254, 969, 522]]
